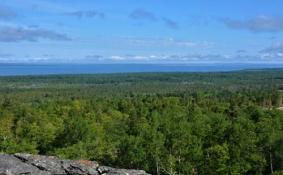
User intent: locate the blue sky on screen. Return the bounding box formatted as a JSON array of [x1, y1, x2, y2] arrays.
[[0, 0, 283, 63]]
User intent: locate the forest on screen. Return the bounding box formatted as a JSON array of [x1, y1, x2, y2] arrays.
[[0, 69, 283, 175]]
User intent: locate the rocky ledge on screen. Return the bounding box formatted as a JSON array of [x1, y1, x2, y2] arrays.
[[0, 153, 150, 175]]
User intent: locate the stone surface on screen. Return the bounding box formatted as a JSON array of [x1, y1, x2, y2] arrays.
[[62, 159, 99, 175], [0, 154, 150, 175], [0, 154, 50, 175], [98, 166, 149, 175], [14, 153, 65, 174]]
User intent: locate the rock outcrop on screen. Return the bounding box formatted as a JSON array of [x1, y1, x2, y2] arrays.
[[0, 153, 150, 175]]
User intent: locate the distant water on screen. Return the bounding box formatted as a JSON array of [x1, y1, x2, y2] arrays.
[[0, 63, 283, 76]]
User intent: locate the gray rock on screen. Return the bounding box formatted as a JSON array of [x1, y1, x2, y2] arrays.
[[62, 159, 99, 175], [0, 154, 150, 175], [14, 153, 99, 175], [97, 166, 149, 175], [0, 154, 50, 175], [14, 153, 65, 174]]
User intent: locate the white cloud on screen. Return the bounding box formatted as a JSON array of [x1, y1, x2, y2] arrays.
[[125, 37, 214, 48], [259, 42, 283, 60], [110, 56, 126, 61]]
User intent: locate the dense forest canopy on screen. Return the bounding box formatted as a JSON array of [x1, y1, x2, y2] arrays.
[[0, 69, 283, 175]]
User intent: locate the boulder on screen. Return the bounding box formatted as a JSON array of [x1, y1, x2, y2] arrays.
[[0, 154, 150, 175], [14, 153, 65, 174], [0, 154, 50, 175]]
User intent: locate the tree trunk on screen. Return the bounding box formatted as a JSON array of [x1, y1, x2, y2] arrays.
[[270, 146, 274, 174], [156, 161, 160, 175]]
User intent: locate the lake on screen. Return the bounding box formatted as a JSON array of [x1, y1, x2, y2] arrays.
[[0, 63, 283, 76]]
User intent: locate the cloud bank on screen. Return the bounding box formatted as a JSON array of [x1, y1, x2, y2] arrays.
[[0, 26, 71, 42], [64, 10, 105, 19], [222, 16, 283, 33], [129, 8, 157, 21], [259, 42, 283, 59], [129, 8, 179, 29]]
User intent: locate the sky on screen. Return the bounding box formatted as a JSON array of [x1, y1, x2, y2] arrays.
[[0, 0, 283, 63]]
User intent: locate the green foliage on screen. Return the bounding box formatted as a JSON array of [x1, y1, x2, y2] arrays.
[[0, 70, 283, 175]]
